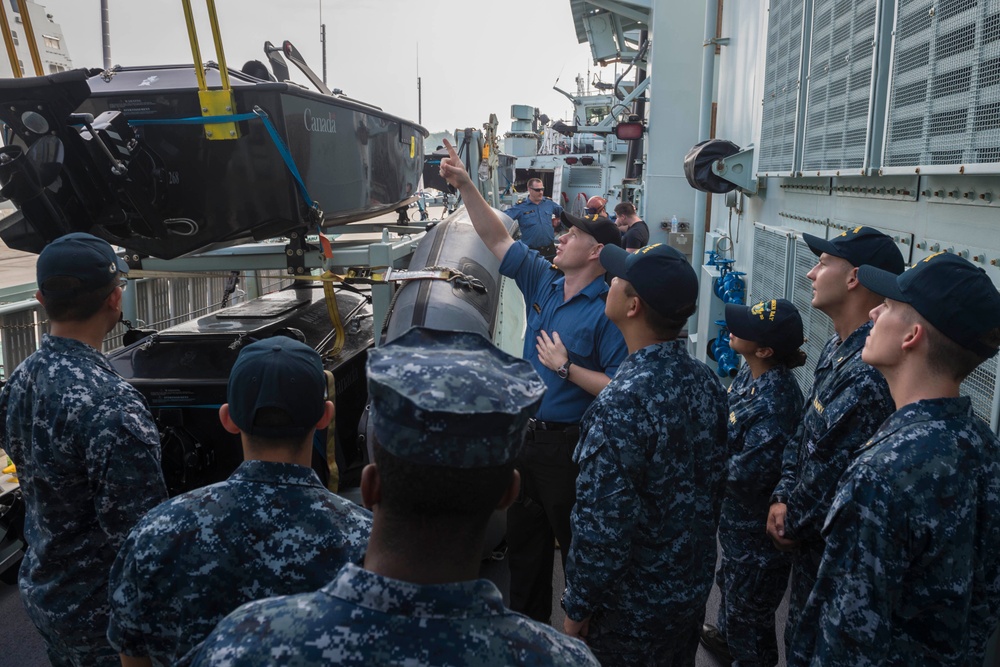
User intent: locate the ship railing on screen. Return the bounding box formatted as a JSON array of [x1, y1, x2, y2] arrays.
[[0, 270, 294, 381]]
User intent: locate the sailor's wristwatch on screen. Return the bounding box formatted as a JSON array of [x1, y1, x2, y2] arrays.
[[556, 360, 572, 380]]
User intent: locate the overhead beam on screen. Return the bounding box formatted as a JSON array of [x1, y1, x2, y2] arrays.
[[582, 0, 650, 25]]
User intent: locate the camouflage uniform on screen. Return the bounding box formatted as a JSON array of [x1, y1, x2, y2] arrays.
[[187, 561, 598, 666], [788, 397, 1000, 666], [0, 334, 167, 667], [716, 364, 803, 667], [771, 322, 894, 647], [189, 329, 595, 666], [563, 339, 728, 665], [108, 459, 372, 666]]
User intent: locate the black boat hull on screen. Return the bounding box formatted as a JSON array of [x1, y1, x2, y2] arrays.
[[0, 67, 427, 258]]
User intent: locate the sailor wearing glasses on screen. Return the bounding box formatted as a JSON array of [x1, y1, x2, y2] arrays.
[[505, 177, 563, 259]]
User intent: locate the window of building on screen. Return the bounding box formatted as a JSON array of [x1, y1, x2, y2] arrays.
[[48, 63, 65, 74], [17, 59, 24, 76], [11, 30, 18, 46], [43, 35, 59, 49], [9, 0, 19, 14]]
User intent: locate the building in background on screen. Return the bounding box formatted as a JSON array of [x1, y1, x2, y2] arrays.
[[0, 0, 72, 78]]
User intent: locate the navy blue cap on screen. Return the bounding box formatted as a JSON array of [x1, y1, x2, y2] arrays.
[[560, 211, 622, 247], [725, 298, 804, 355], [600, 243, 698, 317], [227, 337, 327, 438], [36, 232, 129, 297], [367, 327, 545, 468], [858, 252, 1000, 358], [802, 226, 905, 274]]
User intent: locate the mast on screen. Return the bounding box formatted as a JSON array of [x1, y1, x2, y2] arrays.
[[319, 0, 326, 85], [101, 0, 111, 69]]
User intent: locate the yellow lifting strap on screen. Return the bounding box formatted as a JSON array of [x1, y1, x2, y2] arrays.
[[323, 370, 339, 493], [180, 0, 240, 141], [321, 270, 347, 359]]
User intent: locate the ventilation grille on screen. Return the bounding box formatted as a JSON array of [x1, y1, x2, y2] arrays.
[[790, 236, 836, 394], [801, 0, 879, 173], [749, 224, 793, 305], [883, 0, 1000, 169], [961, 353, 999, 427], [759, 0, 806, 174], [567, 166, 602, 187]]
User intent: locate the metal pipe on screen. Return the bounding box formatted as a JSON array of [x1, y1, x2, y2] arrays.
[[689, 0, 721, 335], [321, 23, 327, 85], [101, 0, 111, 69], [180, 0, 207, 91], [0, 298, 39, 317], [205, 0, 231, 90]]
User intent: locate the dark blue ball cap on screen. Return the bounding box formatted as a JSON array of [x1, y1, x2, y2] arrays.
[[802, 226, 905, 275], [725, 298, 804, 355], [560, 211, 622, 247], [227, 337, 328, 438], [858, 252, 1000, 358], [36, 232, 129, 297], [600, 243, 698, 316]]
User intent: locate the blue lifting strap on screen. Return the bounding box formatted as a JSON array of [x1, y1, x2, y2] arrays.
[[128, 107, 324, 231]]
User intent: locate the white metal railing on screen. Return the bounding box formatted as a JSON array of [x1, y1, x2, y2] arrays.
[[0, 270, 293, 380]]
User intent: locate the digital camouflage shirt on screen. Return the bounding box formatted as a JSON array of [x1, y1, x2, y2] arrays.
[[0, 334, 167, 663], [188, 562, 599, 666], [109, 459, 372, 666], [721, 363, 803, 567], [562, 340, 728, 639], [773, 322, 894, 547], [789, 397, 1000, 666]]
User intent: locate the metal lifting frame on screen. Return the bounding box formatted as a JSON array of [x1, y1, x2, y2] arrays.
[[0, 0, 43, 78], [180, 0, 240, 140]]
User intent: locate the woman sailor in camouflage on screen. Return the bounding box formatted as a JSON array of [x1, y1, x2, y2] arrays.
[[702, 298, 806, 667]]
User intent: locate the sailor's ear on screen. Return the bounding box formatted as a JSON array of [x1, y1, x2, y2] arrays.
[[313, 401, 335, 430], [106, 284, 123, 311], [219, 404, 241, 434], [361, 463, 381, 509], [496, 469, 520, 511], [845, 265, 861, 290]]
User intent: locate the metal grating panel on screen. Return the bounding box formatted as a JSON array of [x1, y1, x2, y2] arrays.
[[884, 0, 1000, 170], [790, 237, 837, 394], [567, 166, 602, 187], [802, 0, 880, 173], [749, 224, 793, 304], [961, 353, 999, 427], [0, 309, 39, 378], [760, 0, 807, 174]]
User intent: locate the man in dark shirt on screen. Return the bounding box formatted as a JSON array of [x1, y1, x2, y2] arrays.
[[614, 202, 649, 252]]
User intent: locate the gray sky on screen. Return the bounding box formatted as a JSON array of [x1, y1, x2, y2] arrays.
[[36, 0, 608, 134]]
